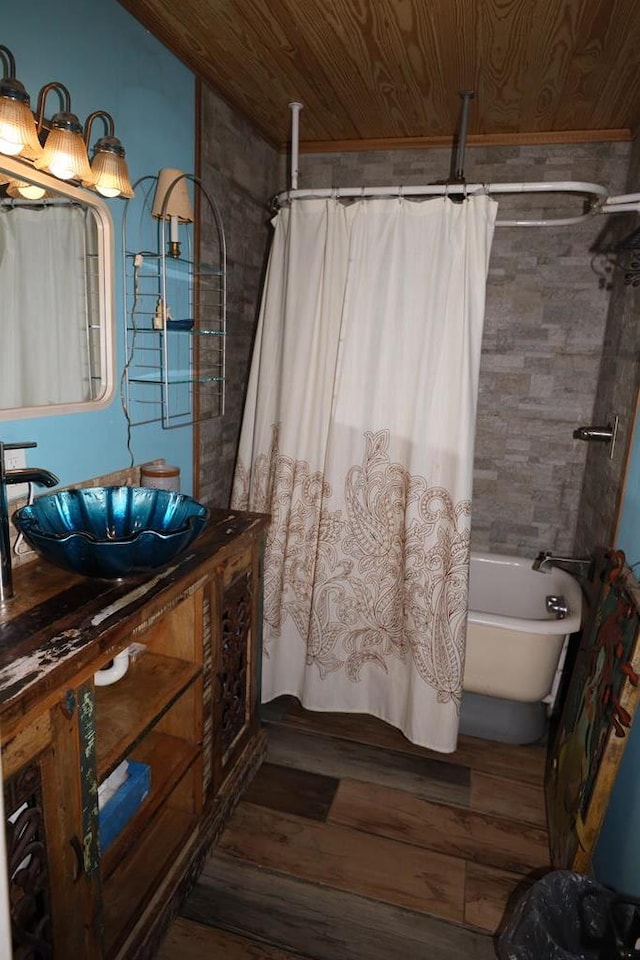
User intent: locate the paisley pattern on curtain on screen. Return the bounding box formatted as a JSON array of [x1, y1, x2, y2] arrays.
[[233, 195, 497, 752], [234, 426, 471, 701]]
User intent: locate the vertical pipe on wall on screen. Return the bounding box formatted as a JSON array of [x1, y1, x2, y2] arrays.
[[289, 101, 303, 190], [454, 90, 475, 182]]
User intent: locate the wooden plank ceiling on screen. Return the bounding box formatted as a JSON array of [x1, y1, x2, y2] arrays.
[[118, 0, 640, 151]]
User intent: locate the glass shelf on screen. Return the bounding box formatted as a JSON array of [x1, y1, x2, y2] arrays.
[[122, 174, 227, 428]]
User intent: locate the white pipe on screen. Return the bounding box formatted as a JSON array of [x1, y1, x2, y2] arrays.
[[274, 179, 616, 227], [605, 192, 640, 205], [601, 201, 640, 214], [289, 102, 303, 190], [94, 650, 130, 686]]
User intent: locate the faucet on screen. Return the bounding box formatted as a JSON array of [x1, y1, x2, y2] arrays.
[[532, 550, 594, 580], [0, 441, 59, 605]]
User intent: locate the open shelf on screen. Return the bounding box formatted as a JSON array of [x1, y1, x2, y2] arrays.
[[100, 730, 200, 880], [123, 175, 227, 428], [103, 802, 198, 958], [95, 653, 201, 781]]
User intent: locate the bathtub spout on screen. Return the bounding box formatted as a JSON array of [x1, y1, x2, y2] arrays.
[[533, 551, 594, 580]]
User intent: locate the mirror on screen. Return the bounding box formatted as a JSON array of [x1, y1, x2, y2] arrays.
[[0, 156, 114, 420]]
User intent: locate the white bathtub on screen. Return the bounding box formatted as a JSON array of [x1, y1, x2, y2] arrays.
[[464, 552, 583, 706]]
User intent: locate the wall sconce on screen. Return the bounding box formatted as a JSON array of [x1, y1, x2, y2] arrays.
[[0, 45, 42, 159], [33, 81, 94, 184], [151, 168, 194, 258], [84, 111, 134, 199], [0, 44, 133, 199]]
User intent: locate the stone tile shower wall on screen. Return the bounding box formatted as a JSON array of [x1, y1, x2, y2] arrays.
[[198, 86, 282, 507], [575, 134, 640, 558], [298, 142, 630, 556]]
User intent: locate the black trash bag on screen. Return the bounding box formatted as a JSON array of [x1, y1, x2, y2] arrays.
[[497, 870, 618, 960]]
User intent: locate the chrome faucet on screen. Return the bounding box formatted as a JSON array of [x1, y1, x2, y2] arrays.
[[0, 441, 59, 605], [533, 550, 594, 580]]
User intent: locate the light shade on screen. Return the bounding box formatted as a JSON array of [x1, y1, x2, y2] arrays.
[[151, 168, 194, 222], [34, 112, 94, 184], [87, 138, 134, 199], [0, 79, 43, 160]]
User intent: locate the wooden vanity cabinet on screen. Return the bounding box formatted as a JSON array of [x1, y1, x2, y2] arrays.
[[0, 511, 268, 960], [209, 542, 261, 798], [3, 687, 101, 959]]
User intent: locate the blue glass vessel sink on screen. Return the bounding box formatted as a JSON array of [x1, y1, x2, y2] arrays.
[[13, 486, 209, 579]]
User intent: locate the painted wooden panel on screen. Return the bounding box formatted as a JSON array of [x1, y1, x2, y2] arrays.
[[117, 0, 640, 146], [547, 552, 640, 872]]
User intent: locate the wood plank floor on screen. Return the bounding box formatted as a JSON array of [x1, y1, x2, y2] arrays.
[[158, 697, 550, 959]]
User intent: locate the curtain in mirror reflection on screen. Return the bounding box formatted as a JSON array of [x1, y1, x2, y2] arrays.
[[0, 201, 97, 407]]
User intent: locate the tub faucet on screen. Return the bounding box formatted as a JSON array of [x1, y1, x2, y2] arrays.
[[533, 551, 594, 580], [0, 441, 59, 606]]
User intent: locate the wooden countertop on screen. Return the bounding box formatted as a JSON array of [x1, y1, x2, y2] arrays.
[[0, 509, 268, 731]]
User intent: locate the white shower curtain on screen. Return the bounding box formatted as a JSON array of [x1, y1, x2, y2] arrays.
[[0, 204, 89, 409], [233, 195, 497, 752]]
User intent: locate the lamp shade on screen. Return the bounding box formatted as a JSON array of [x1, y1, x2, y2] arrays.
[[151, 169, 194, 222], [34, 113, 94, 184], [0, 79, 43, 160], [86, 137, 134, 199]]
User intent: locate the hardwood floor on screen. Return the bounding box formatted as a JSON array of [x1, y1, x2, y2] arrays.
[[158, 697, 550, 959]]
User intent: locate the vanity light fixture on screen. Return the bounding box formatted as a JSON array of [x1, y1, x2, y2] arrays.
[[0, 45, 43, 159], [33, 82, 94, 184], [83, 110, 134, 199], [0, 44, 134, 199], [151, 168, 194, 258]]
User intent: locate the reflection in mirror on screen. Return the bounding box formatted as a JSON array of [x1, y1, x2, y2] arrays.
[[0, 159, 114, 419]]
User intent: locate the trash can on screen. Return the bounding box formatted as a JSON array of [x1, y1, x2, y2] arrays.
[[497, 870, 640, 960]]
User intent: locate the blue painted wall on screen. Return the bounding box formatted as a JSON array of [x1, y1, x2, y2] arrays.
[[3, 0, 195, 492], [615, 398, 640, 566]]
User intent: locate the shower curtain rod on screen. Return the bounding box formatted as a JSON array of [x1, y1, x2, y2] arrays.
[[281, 102, 640, 228]]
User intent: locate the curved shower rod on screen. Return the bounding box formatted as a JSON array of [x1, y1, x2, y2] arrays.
[[281, 102, 640, 228]]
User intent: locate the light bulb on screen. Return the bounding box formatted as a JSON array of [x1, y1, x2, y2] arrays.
[[18, 182, 46, 200], [47, 154, 75, 180], [0, 132, 23, 156], [0, 81, 42, 159], [96, 184, 121, 198]]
